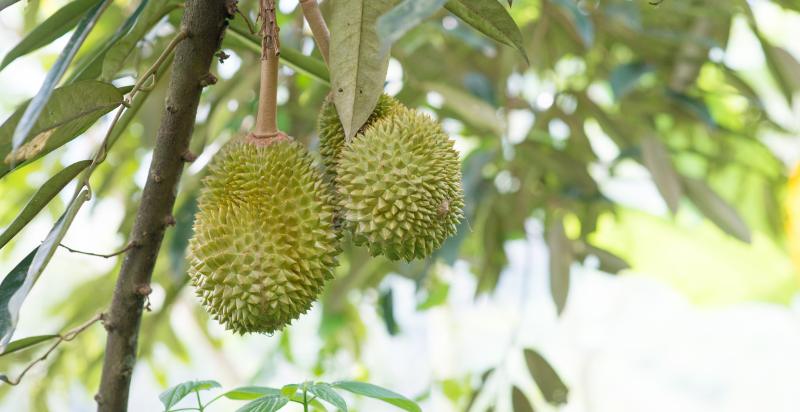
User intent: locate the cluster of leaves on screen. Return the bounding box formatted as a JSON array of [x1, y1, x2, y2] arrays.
[[0, 0, 797, 410], [158, 379, 420, 412]]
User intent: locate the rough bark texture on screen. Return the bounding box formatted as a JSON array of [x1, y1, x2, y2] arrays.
[[96, 1, 230, 410]]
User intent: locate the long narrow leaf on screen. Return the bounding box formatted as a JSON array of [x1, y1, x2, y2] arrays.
[[10, 0, 110, 159], [0, 334, 58, 357], [0, 160, 92, 250]]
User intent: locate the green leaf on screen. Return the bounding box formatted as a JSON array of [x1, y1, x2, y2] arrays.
[[159, 380, 221, 410], [0, 189, 90, 350], [281, 383, 300, 398], [0, 81, 123, 177], [68, 0, 151, 83], [682, 177, 751, 243], [10, 0, 110, 159], [227, 19, 330, 84], [0, 334, 58, 356], [423, 82, 503, 135], [582, 243, 630, 274], [547, 215, 572, 315], [0, 160, 92, 250], [640, 135, 681, 214], [444, 0, 528, 63], [333, 381, 421, 412], [0, 0, 21, 12], [236, 395, 290, 412], [609, 62, 653, 100], [329, 0, 395, 138], [0, 0, 103, 71], [377, 0, 447, 50], [511, 386, 535, 412], [310, 382, 348, 411], [552, 0, 594, 47], [224, 387, 282, 401], [378, 288, 399, 335], [523, 349, 568, 405], [666, 90, 716, 129], [99, 0, 180, 81]]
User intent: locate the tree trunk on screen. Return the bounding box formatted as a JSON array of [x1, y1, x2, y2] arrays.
[[95, 1, 230, 410]]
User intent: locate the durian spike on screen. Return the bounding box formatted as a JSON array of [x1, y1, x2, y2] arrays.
[[252, 0, 281, 140], [299, 0, 330, 64]]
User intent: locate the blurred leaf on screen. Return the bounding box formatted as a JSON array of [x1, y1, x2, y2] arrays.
[[329, 0, 394, 138], [68, 0, 151, 82], [333, 381, 421, 412], [0, 334, 58, 356], [310, 382, 348, 411], [378, 288, 399, 335], [511, 386, 535, 412], [236, 394, 290, 412], [610, 62, 653, 100], [465, 369, 493, 412], [582, 243, 630, 274], [378, 0, 447, 50], [683, 176, 751, 243], [10, 0, 110, 159], [0, 188, 89, 350], [417, 281, 449, 310], [666, 90, 716, 128], [159, 380, 221, 410], [640, 135, 681, 214], [281, 384, 299, 397], [0, 160, 91, 250], [228, 19, 330, 84], [770, 47, 800, 93], [423, 82, 502, 134], [0, 81, 124, 177], [552, 0, 594, 47], [524, 349, 568, 405], [0, 0, 103, 71], [224, 387, 282, 401], [0, 0, 21, 12], [547, 215, 571, 315], [444, 0, 528, 63]]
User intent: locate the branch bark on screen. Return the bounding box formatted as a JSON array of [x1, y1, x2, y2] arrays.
[[95, 1, 230, 410]]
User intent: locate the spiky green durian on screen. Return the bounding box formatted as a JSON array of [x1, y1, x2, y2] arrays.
[[187, 138, 340, 334], [317, 93, 402, 183], [337, 108, 464, 261]]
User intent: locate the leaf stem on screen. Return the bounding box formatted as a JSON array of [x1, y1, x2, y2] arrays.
[[253, 0, 280, 138], [298, 0, 330, 64], [58, 241, 138, 259]]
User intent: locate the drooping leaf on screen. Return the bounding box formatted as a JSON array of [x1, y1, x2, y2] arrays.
[[547, 215, 572, 315], [329, 0, 395, 138], [444, 0, 528, 63], [0, 189, 89, 350], [683, 177, 751, 243], [609, 62, 653, 100], [511, 386, 535, 412], [0, 81, 123, 177], [224, 387, 282, 401], [523, 349, 569, 405], [10, 0, 110, 159], [0, 334, 58, 357], [68, 0, 151, 83], [310, 382, 348, 411], [227, 19, 330, 84], [582, 243, 630, 274], [236, 394, 290, 412], [377, 0, 447, 50], [0, 160, 92, 250], [640, 135, 681, 214], [0, 0, 103, 71], [159, 380, 221, 410], [333, 381, 421, 412]]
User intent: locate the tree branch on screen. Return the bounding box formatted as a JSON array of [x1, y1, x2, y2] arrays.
[[95, 2, 231, 410]]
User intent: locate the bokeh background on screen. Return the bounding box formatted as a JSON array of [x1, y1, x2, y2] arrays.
[[2, 0, 800, 410]]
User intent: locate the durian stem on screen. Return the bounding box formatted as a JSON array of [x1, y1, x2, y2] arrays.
[[253, 0, 280, 138], [95, 1, 231, 410], [299, 0, 329, 64]]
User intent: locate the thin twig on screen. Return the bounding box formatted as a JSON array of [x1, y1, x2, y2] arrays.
[[59, 241, 137, 259], [1, 313, 104, 386]]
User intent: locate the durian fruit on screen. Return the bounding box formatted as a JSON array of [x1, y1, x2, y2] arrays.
[[317, 93, 402, 183], [187, 137, 340, 334], [337, 107, 464, 261]]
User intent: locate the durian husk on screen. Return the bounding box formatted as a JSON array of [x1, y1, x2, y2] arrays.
[[187, 137, 341, 334], [337, 107, 465, 261]]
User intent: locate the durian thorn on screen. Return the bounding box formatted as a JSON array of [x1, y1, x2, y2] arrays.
[[299, 0, 330, 65], [254, 0, 280, 137]]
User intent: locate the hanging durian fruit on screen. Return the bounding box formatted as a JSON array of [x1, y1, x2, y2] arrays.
[[337, 107, 465, 261]]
